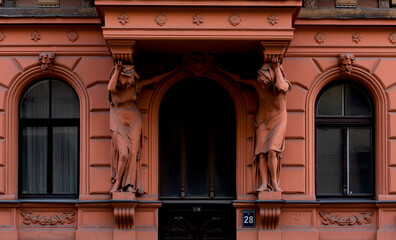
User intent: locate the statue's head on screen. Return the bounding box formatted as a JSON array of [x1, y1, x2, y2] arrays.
[[117, 65, 137, 88], [339, 54, 355, 75]]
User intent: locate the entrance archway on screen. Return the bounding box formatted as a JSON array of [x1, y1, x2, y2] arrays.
[[159, 77, 236, 239]]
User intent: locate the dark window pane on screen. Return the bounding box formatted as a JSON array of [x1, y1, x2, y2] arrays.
[[21, 127, 48, 194], [20, 80, 49, 119], [348, 127, 373, 195], [317, 84, 343, 116], [51, 80, 79, 119], [316, 127, 342, 195], [52, 127, 78, 194], [186, 125, 209, 197], [345, 84, 373, 117]]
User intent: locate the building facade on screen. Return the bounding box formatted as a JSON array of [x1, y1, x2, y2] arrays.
[[0, 0, 396, 239]]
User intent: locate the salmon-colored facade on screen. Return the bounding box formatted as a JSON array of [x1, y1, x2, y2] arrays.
[[0, 0, 396, 239]]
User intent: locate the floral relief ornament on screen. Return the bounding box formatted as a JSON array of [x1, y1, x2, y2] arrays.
[[268, 15, 279, 25], [118, 14, 129, 25], [0, 32, 5, 42], [31, 31, 41, 42], [314, 32, 326, 44], [352, 33, 362, 44], [193, 14, 204, 25], [155, 13, 167, 26], [388, 33, 396, 45], [228, 14, 241, 26], [319, 212, 373, 226], [67, 31, 79, 42], [20, 211, 75, 226]]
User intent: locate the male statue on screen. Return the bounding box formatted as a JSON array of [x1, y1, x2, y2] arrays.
[[220, 56, 291, 192], [109, 61, 176, 193]]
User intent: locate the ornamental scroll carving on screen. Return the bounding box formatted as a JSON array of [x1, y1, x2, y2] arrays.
[[319, 212, 373, 226], [20, 211, 75, 226]]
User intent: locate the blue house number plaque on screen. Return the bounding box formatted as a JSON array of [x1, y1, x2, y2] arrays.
[[242, 209, 255, 228]]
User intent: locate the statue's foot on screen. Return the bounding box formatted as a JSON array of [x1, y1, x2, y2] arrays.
[[256, 183, 268, 192], [271, 181, 282, 192]]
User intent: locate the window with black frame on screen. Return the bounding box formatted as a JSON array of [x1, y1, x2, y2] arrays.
[[315, 81, 374, 198], [19, 79, 79, 198]]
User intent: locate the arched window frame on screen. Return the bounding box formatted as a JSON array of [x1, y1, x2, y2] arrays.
[[315, 80, 375, 198], [18, 79, 80, 199]]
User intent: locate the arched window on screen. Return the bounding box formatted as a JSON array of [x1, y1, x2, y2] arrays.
[[19, 79, 79, 198], [315, 81, 374, 198]]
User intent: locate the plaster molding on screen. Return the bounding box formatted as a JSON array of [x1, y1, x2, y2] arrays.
[[228, 14, 241, 26], [107, 40, 136, 64], [389, 33, 396, 45], [319, 212, 373, 226], [268, 15, 279, 25], [314, 32, 326, 44], [67, 31, 79, 42], [30, 31, 41, 42], [118, 14, 129, 25], [0, 32, 5, 42], [192, 14, 204, 25], [155, 13, 167, 26], [352, 33, 362, 44]]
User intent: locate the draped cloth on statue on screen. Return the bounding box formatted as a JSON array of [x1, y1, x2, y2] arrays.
[[110, 104, 143, 194], [253, 110, 286, 191]]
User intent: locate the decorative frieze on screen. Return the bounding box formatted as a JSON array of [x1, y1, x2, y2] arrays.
[[20, 211, 75, 226], [335, 0, 357, 8], [319, 212, 373, 226]]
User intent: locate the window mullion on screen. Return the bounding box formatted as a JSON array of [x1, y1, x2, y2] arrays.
[[342, 125, 348, 196]]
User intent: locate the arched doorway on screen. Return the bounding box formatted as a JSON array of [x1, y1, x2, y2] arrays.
[[159, 77, 236, 239]]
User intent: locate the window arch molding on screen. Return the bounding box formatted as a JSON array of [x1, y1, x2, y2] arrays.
[[306, 65, 388, 200], [6, 64, 89, 199]]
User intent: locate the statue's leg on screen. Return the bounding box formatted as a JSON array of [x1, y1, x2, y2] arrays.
[[111, 133, 128, 193], [257, 153, 268, 192], [268, 150, 281, 192], [126, 124, 142, 193]]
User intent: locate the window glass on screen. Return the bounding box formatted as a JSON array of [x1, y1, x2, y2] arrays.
[[345, 84, 373, 117], [317, 84, 342, 116], [316, 127, 342, 195], [20, 80, 49, 119], [51, 80, 79, 119]]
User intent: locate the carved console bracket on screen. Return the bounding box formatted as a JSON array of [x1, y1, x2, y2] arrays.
[[111, 193, 138, 230], [256, 198, 283, 230], [39, 52, 55, 73], [338, 53, 355, 75], [107, 40, 136, 64], [260, 41, 287, 63]]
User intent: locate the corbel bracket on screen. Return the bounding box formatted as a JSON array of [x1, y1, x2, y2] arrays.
[[256, 201, 282, 230], [107, 40, 136, 64], [111, 192, 138, 230], [260, 41, 287, 63]]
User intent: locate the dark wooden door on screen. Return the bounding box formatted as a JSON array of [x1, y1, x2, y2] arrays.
[[159, 78, 236, 239]]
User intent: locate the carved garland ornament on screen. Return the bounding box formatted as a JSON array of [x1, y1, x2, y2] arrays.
[[228, 14, 241, 26], [193, 14, 204, 25], [388, 33, 396, 45], [118, 14, 129, 25], [31, 31, 41, 42], [0, 32, 5, 42], [155, 13, 167, 26], [352, 33, 362, 44], [314, 32, 326, 44], [319, 212, 373, 226], [268, 15, 279, 25], [67, 31, 79, 42], [20, 211, 75, 226]]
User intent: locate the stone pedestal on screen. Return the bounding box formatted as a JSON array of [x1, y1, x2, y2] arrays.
[[256, 192, 283, 240], [111, 192, 138, 240]]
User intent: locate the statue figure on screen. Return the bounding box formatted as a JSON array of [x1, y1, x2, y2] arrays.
[[220, 56, 291, 192], [109, 61, 175, 193]]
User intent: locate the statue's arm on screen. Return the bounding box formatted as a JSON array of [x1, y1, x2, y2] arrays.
[[273, 66, 291, 93], [139, 68, 179, 87], [108, 61, 122, 94], [217, 68, 255, 87]]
